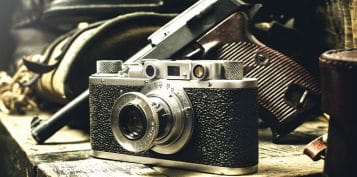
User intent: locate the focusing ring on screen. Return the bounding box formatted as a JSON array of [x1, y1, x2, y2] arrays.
[[141, 81, 194, 154]]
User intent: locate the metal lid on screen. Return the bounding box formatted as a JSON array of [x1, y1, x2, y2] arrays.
[[320, 48, 357, 63]]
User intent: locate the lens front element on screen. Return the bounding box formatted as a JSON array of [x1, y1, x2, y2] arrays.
[[118, 105, 147, 140]]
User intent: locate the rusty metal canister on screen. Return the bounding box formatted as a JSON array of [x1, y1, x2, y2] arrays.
[[319, 48, 357, 177]]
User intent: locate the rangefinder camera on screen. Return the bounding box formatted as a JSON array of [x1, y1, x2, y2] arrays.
[[89, 59, 258, 175]]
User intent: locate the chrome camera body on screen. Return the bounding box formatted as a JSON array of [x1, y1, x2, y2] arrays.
[[89, 59, 258, 175]]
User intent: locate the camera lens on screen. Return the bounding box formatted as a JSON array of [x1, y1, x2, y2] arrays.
[[111, 92, 159, 153], [111, 83, 193, 154], [118, 105, 147, 140]]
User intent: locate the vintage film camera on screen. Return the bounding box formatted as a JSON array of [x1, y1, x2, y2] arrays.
[[89, 59, 258, 175], [125, 0, 321, 139]]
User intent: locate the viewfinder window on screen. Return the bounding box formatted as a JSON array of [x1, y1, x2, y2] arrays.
[[167, 66, 180, 76]]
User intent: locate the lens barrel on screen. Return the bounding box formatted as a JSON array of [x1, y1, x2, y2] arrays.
[[111, 82, 193, 154]]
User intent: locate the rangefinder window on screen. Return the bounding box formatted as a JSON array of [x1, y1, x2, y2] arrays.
[[167, 66, 180, 76], [145, 65, 156, 77]]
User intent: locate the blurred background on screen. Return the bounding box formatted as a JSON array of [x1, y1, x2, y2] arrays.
[[0, 0, 17, 71]]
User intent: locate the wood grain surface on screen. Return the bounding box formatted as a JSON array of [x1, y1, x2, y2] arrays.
[[0, 112, 326, 177]]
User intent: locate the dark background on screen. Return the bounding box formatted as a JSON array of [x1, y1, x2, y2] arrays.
[[0, 0, 17, 71]]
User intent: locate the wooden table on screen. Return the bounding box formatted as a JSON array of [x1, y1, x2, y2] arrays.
[[0, 112, 326, 177]]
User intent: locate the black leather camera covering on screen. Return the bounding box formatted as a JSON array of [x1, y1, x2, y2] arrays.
[[89, 83, 258, 168]]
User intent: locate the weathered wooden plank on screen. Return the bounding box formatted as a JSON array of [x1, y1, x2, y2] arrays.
[[154, 155, 323, 177], [154, 120, 326, 177], [0, 121, 35, 177], [0, 112, 90, 156], [0, 112, 326, 177], [0, 112, 91, 177], [35, 121, 325, 177], [37, 158, 166, 177]]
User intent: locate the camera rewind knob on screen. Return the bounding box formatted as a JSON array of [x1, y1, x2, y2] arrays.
[[97, 60, 123, 73]]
